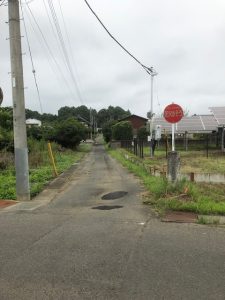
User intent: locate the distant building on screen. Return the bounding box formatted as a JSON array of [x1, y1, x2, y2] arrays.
[[26, 118, 42, 127], [119, 114, 148, 137]]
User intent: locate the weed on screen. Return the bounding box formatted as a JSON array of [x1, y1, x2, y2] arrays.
[[0, 143, 91, 200], [109, 148, 225, 215]]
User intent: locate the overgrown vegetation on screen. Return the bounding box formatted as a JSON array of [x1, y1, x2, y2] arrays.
[[142, 148, 225, 174], [112, 121, 133, 141], [109, 148, 225, 215], [0, 143, 91, 200]]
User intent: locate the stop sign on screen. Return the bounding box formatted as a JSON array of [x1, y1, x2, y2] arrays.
[[164, 103, 183, 123]]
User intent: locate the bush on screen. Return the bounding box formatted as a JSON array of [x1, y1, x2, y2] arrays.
[[112, 121, 133, 141], [137, 126, 148, 141], [102, 120, 117, 143], [0, 129, 14, 152], [52, 118, 88, 149]]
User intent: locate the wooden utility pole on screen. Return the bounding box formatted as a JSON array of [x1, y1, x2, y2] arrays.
[[8, 0, 30, 201]]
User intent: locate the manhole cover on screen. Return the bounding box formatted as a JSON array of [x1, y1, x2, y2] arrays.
[[92, 205, 123, 210], [101, 191, 128, 200]]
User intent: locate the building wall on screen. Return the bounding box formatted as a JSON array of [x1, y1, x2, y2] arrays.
[[123, 116, 147, 130]]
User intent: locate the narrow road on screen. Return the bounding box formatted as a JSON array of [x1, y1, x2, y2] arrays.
[[0, 145, 225, 300]]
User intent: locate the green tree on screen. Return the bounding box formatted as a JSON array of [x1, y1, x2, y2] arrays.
[[75, 105, 90, 121], [58, 106, 76, 119], [102, 120, 117, 143], [137, 126, 148, 141], [53, 118, 88, 149], [112, 121, 133, 141], [25, 109, 41, 120], [97, 106, 130, 128], [0, 128, 14, 151], [0, 109, 13, 130]]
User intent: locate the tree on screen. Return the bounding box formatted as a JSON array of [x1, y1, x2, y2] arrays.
[[41, 113, 58, 123], [97, 106, 131, 128], [25, 109, 41, 120], [0, 109, 13, 130], [53, 118, 88, 149], [112, 121, 133, 141], [137, 126, 148, 141], [102, 120, 117, 143], [97, 109, 110, 128], [58, 106, 76, 120], [75, 105, 90, 121]]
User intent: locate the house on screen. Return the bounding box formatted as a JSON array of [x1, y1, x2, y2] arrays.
[[119, 114, 148, 137], [26, 118, 42, 127]]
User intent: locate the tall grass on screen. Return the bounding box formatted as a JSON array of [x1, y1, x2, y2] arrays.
[[109, 149, 225, 215], [0, 141, 91, 200]]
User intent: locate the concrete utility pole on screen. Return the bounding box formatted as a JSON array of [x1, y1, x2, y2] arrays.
[[149, 67, 158, 157], [90, 107, 93, 140], [8, 0, 30, 201]]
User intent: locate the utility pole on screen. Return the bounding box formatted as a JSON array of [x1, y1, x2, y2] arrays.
[[90, 107, 92, 140], [149, 67, 158, 157], [8, 0, 30, 201]]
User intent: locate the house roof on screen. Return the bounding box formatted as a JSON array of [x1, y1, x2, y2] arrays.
[[119, 114, 148, 122], [26, 118, 41, 125]]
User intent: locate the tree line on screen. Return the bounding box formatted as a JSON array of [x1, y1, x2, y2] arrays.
[[0, 105, 131, 150]]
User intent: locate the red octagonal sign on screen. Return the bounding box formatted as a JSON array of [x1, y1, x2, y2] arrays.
[[164, 103, 184, 123]]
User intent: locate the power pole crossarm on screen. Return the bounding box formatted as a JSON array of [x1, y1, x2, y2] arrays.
[[8, 0, 30, 201]]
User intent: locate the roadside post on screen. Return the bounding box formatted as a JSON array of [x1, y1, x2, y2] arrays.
[[163, 103, 184, 182]]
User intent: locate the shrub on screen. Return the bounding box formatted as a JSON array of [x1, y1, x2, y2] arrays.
[[137, 126, 148, 141], [102, 120, 117, 143], [112, 121, 133, 141], [52, 118, 88, 149]]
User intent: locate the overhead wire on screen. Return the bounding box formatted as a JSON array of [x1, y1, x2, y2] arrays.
[[0, 0, 7, 7], [19, 0, 43, 114], [83, 0, 154, 76], [57, 0, 86, 102], [47, 0, 84, 104], [24, 0, 79, 102], [42, 0, 68, 68]]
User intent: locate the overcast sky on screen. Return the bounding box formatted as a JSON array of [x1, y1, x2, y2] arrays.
[[0, 0, 225, 117]]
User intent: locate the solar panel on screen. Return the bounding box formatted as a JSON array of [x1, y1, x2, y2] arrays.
[[209, 107, 225, 125], [153, 115, 218, 133]]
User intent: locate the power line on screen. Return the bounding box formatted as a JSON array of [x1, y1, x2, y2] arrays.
[[83, 0, 154, 76], [57, 0, 86, 102], [19, 0, 43, 114], [47, 0, 84, 104], [24, 1, 79, 102], [0, 0, 7, 7]]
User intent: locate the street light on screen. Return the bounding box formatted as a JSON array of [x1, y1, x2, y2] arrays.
[[146, 67, 158, 157]]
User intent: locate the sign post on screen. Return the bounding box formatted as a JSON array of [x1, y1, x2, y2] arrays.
[[163, 103, 184, 182]]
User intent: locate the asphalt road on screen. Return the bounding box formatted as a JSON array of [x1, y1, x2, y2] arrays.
[[0, 145, 225, 300]]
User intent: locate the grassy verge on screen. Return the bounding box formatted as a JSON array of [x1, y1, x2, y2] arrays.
[[0, 143, 91, 200], [109, 148, 225, 215], [143, 148, 225, 173]]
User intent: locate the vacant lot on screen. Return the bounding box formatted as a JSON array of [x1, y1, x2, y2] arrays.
[[110, 148, 225, 216], [143, 149, 225, 173]]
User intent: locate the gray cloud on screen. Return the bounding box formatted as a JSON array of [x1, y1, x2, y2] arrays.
[[1, 0, 225, 117]]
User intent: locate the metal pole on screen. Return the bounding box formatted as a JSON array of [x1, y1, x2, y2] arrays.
[[150, 75, 154, 157], [89, 107, 92, 140], [172, 124, 175, 151], [8, 0, 30, 201], [148, 68, 157, 157]]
